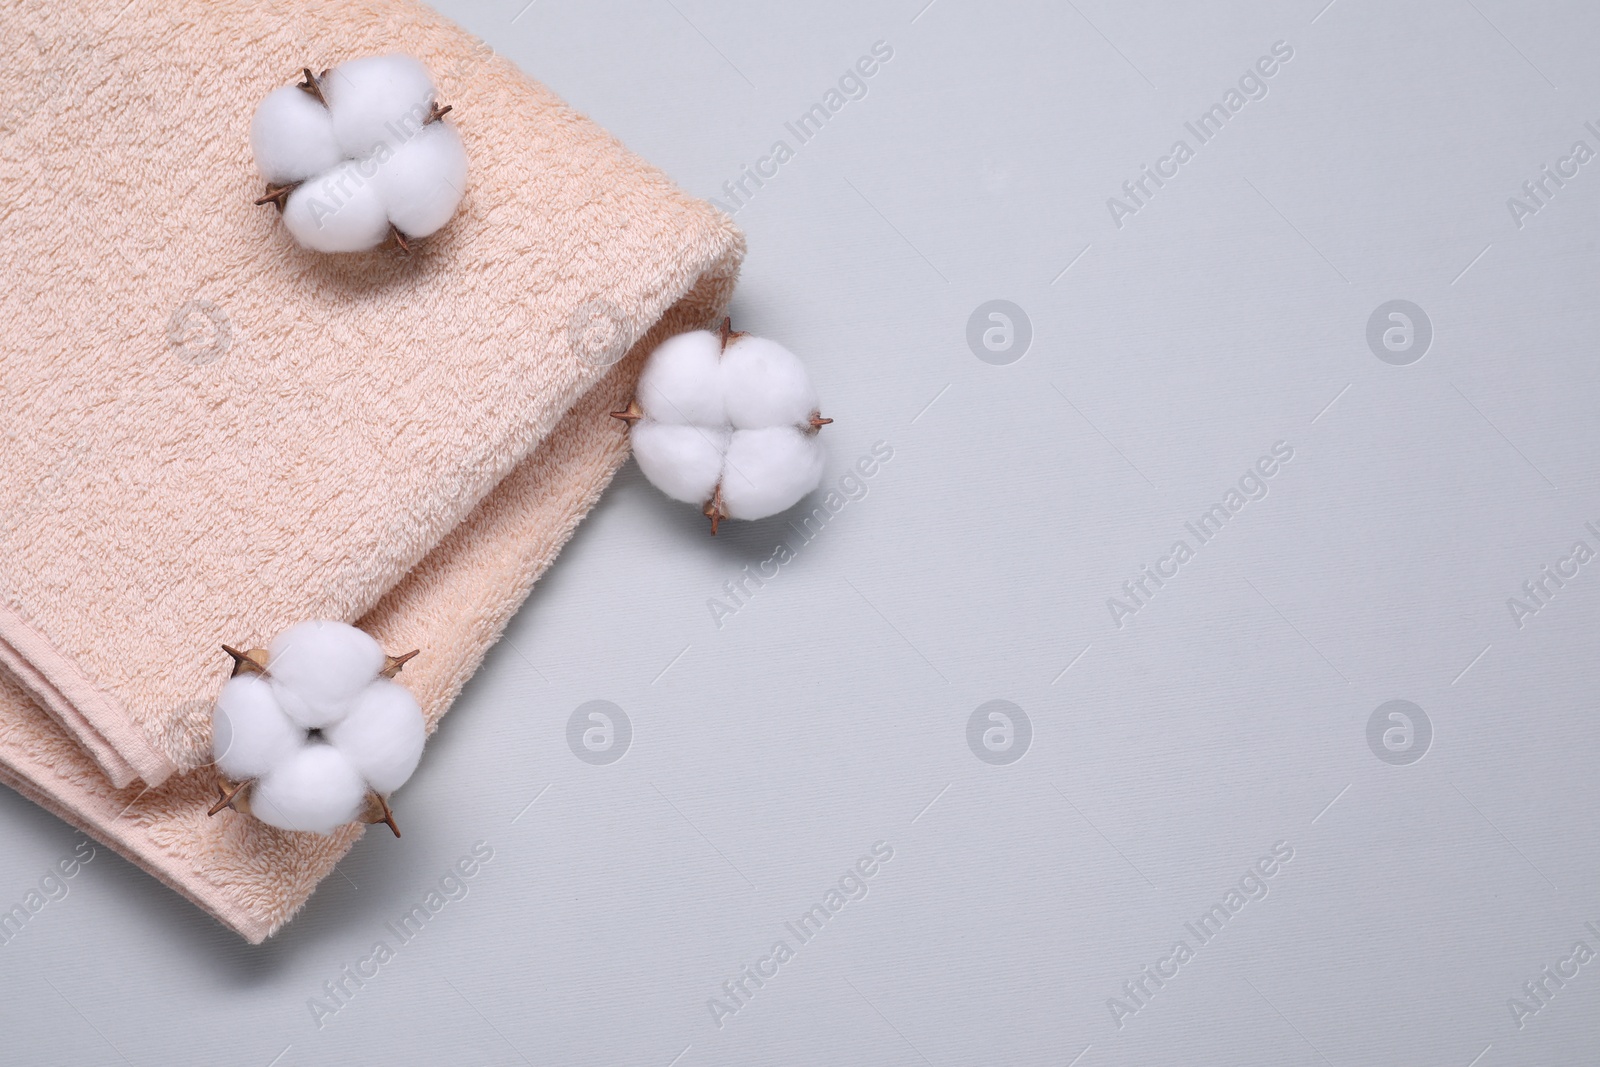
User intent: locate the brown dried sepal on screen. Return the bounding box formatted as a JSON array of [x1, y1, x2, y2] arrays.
[[296, 67, 328, 108], [209, 775, 253, 817], [223, 642, 417, 679], [380, 649, 420, 678], [609, 398, 644, 425], [717, 316, 747, 350], [254, 182, 300, 212], [222, 645, 270, 676], [362, 792, 401, 837], [702, 484, 728, 537], [207, 777, 401, 838]]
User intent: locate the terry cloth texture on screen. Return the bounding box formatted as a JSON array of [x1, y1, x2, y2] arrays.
[[0, 0, 743, 941]]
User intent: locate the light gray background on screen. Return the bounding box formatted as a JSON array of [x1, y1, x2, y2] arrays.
[[3, 0, 1599, 1063]]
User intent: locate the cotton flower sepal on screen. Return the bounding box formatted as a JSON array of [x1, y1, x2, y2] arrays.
[[611, 319, 832, 535], [249, 57, 465, 254], [208, 621, 425, 838]]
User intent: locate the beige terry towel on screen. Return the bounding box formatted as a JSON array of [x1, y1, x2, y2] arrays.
[[0, 0, 742, 941]]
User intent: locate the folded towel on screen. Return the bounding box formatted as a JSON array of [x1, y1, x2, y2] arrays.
[[0, 0, 742, 941]]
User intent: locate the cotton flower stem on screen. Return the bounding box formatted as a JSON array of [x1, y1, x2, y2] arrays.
[[254, 182, 300, 212], [380, 649, 420, 678], [296, 67, 329, 109], [389, 225, 412, 255], [222, 644, 270, 676], [609, 398, 644, 424], [703, 484, 728, 536], [364, 792, 401, 837], [809, 414, 833, 431], [208, 776, 252, 817], [425, 102, 452, 125], [717, 316, 747, 351]]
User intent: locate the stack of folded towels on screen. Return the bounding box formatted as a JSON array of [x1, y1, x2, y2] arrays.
[[0, 0, 742, 941]]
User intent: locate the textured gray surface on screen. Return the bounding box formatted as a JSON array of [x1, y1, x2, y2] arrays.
[[4, 0, 1600, 1063]]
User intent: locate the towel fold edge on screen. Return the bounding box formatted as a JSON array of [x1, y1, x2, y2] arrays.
[[0, 604, 175, 787]]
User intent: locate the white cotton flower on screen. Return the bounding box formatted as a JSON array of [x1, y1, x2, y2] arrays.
[[636, 331, 727, 426], [616, 323, 829, 533], [282, 161, 393, 255], [249, 55, 466, 252], [721, 335, 819, 429], [324, 679, 426, 794], [267, 619, 387, 729], [321, 54, 437, 159], [628, 422, 729, 505], [249, 86, 343, 185], [210, 621, 426, 836], [212, 674, 302, 781], [373, 122, 469, 239], [251, 744, 368, 835], [720, 426, 826, 520]]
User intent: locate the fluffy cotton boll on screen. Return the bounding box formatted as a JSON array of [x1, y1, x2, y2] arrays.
[[630, 422, 730, 504], [625, 326, 830, 531], [250, 86, 343, 185], [212, 675, 304, 781], [281, 161, 394, 253], [721, 336, 819, 430], [636, 330, 726, 426], [325, 680, 426, 794], [720, 427, 825, 520], [266, 620, 385, 729], [375, 122, 468, 238], [250, 744, 368, 834], [323, 54, 437, 158]]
